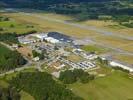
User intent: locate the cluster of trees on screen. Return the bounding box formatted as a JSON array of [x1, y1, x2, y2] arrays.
[[0, 86, 20, 100], [0, 16, 10, 21], [0, 33, 19, 45], [10, 72, 83, 100], [0, 30, 37, 45], [96, 57, 109, 66], [32, 50, 44, 60], [59, 69, 95, 84], [0, 44, 27, 72], [121, 22, 133, 28]]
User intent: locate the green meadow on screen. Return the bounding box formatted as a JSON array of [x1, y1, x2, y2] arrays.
[[0, 17, 38, 34], [69, 71, 133, 100]]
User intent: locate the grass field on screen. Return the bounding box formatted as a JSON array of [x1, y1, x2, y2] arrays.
[[113, 54, 133, 65], [67, 54, 84, 63], [0, 15, 39, 34], [40, 13, 73, 21], [79, 20, 133, 37], [95, 35, 133, 50], [69, 71, 133, 100], [5, 13, 100, 38], [82, 44, 110, 54], [120, 44, 133, 53], [20, 91, 34, 100]]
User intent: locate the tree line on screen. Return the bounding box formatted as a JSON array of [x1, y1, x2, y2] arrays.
[[0, 33, 19, 45], [10, 72, 83, 100], [59, 69, 95, 84]]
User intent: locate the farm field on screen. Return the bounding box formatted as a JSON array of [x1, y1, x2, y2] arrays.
[[69, 71, 133, 100]]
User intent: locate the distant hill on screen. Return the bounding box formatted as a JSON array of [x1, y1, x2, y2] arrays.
[[0, 0, 113, 8]]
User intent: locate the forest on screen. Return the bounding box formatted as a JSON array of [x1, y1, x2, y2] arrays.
[[0, 44, 27, 72], [10, 72, 83, 100]]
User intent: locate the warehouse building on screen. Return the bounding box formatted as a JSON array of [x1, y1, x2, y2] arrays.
[[47, 32, 73, 43]]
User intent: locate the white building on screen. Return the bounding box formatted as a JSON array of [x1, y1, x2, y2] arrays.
[[110, 61, 133, 72], [45, 37, 60, 44], [33, 57, 40, 62], [32, 33, 47, 41]]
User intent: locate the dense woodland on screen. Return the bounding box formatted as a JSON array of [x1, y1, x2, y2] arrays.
[[0, 44, 27, 72], [0, 33, 19, 45], [0, 0, 132, 27], [10, 72, 83, 100], [59, 69, 95, 84]]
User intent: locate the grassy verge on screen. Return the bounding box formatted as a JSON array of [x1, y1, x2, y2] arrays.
[[20, 91, 35, 100], [113, 54, 133, 65], [82, 44, 110, 54]]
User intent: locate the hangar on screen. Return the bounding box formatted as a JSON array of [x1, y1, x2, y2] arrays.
[[47, 32, 73, 43]]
